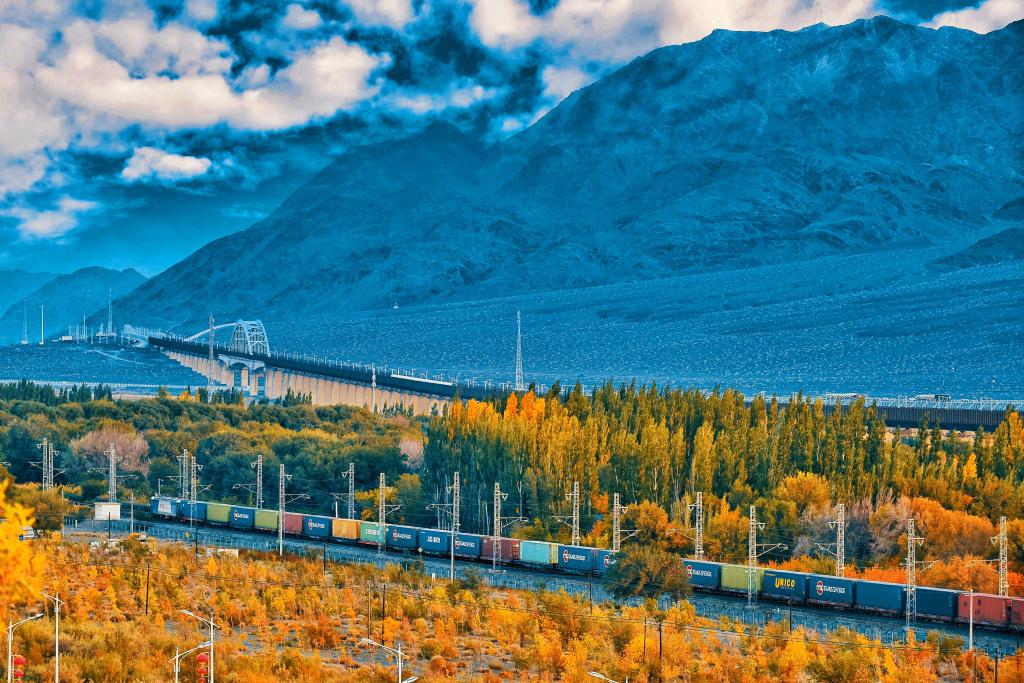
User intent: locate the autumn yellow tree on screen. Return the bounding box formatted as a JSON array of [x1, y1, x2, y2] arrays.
[[0, 480, 45, 614]]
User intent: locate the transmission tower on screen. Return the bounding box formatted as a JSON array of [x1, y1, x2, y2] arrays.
[[556, 481, 581, 546], [427, 471, 463, 581], [816, 503, 846, 577], [514, 309, 525, 392], [87, 443, 131, 502], [278, 463, 309, 556], [20, 298, 28, 345], [106, 287, 113, 340], [377, 473, 400, 555], [815, 0, 823, 23], [335, 462, 356, 519], [31, 438, 63, 491], [748, 505, 787, 608], [905, 518, 925, 634], [611, 492, 637, 552], [232, 453, 264, 508], [491, 482, 526, 570], [690, 492, 705, 560], [993, 516, 1008, 597], [176, 450, 190, 499], [39, 305, 45, 345]]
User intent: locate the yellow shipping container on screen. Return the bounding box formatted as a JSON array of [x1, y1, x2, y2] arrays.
[[332, 518, 360, 540]]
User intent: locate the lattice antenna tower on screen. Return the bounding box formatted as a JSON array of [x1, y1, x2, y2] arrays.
[[555, 481, 581, 546], [612, 492, 637, 552], [514, 309, 525, 392], [333, 462, 356, 519], [993, 516, 1008, 597]]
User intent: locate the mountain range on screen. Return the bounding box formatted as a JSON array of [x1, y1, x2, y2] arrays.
[[113, 16, 1023, 329], [0, 267, 146, 344]]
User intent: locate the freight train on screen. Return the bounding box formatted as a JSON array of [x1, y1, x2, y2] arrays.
[[150, 496, 1024, 632]]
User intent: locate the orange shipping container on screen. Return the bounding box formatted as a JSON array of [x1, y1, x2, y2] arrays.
[[332, 518, 360, 540]]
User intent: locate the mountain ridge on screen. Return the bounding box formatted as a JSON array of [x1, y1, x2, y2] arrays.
[[114, 16, 1024, 328]]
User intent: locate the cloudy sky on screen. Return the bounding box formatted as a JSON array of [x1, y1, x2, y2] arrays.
[[0, 0, 1018, 277]]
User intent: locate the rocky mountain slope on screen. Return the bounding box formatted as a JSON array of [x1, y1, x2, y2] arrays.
[[116, 17, 1023, 328]]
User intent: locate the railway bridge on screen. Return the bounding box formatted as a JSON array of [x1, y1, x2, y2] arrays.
[[130, 320, 496, 415]]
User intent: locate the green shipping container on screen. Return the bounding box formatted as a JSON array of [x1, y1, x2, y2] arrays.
[[721, 564, 764, 592], [519, 540, 557, 565], [206, 503, 230, 524], [254, 509, 279, 530], [359, 521, 384, 544]]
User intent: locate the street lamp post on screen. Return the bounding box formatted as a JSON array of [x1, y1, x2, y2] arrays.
[[170, 641, 213, 683], [41, 593, 63, 683], [362, 638, 418, 683], [181, 610, 220, 683], [6, 614, 42, 683], [588, 672, 627, 683]]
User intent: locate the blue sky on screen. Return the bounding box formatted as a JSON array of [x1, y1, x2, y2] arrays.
[[0, 0, 1018, 277]]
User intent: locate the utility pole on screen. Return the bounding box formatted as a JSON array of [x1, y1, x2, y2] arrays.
[[41, 592, 62, 683], [371, 366, 377, 413], [560, 481, 580, 546], [450, 471, 460, 582], [377, 473, 400, 556], [101, 444, 120, 502], [39, 305, 44, 345], [611, 493, 636, 552], [207, 313, 215, 395], [816, 503, 846, 577], [177, 450, 190, 499], [690, 491, 705, 560], [514, 309, 525, 392], [748, 505, 787, 608], [20, 298, 27, 346], [32, 438, 62, 491], [994, 516, 1009, 597], [338, 462, 356, 519], [277, 464, 308, 556], [232, 454, 264, 509]]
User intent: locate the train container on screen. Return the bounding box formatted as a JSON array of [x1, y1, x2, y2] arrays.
[[763, 570, 808, 601], [596, 550, 617, 572], [684, 560, 722, 589], [151, 497, 178, 517], [559, 545, 597, 571], [418, 529, 450, 555], [957, 593, 1011, 627], [519, 541, 557, 565], [721, 564, 763, 593], [387, 525, 419, 550], [481, 537, 520, 563], [283, 512, 303, 535], [303, 515, 332, 539], [454, 533, 483, 559], [359, 522, 385, 545], [254, 510, 279, 531], [229, 506, 255, 529], [807, 575, 855, 607], [1011, 599, 1024, 627], [854, 580, 904, 614], [332, 518, 360, 541], [916, 587, 958, 621], [206, 503, 231, 524], [180, 501, 207, 522]]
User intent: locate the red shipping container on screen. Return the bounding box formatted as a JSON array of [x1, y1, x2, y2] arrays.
[[957, 593, 1011, 627], [1010, 598, 1024, 627], [481, 537, 520, 563], [283, 512, 304, 535]]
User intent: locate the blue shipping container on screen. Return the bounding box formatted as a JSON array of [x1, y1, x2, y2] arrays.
[[419, 529, 450, 554], [454, 533, 482, 558], [229, 506, 255, 529], [387, 525, 419, 549], [303, 515, 332, 539], [916, 587, 958, 620], [684, 560, 722, 588], [180, 501, 207, 522], [558, 545, 596, 571], [854, 580, 905, 613], [807, 575, 855, 606], [596, 550, 617, 572], [763, 570, 808, 601]]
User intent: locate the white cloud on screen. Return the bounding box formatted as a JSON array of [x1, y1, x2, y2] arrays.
[[121, 147, 214, 182], [389, 82, 500, 114], [470, 0, 874, 61], [184, 0, 219, 24], [927, 0, 1021, 32], [282, 3, 323, 30], [541, 64, 592, 101], [342, 0, 415, 29], [8, 196, 98, 240]]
